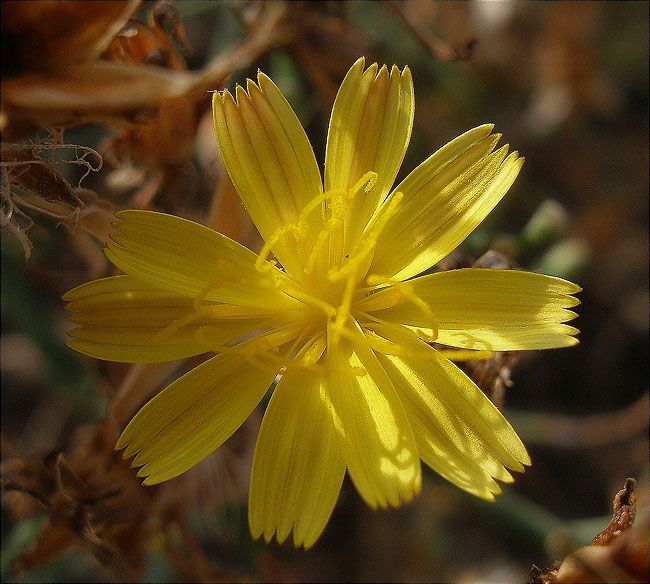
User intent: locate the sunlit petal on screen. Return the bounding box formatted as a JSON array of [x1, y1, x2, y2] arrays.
[[325, 57, 414, 244], [361, 268, 580, 350], [378, 351, 519, 500], [327, 322, 421, 508], [212, 74, 323, 278], [372, 325, 529, 475], [249, 366, 345, 549], [105, 210, 297, 308], [64, 275, 273, 362], [369, 126, 523, 281], [116, 353, 278, 485]]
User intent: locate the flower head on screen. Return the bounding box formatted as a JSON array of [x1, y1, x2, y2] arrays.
[[64, 57, 580, 549]]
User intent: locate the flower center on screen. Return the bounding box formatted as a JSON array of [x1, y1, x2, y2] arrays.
[[255, 169, 407, 318], [161, 172, 414, 370], [254, 172, 378, 329]]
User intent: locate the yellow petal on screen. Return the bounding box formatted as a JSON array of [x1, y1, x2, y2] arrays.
[[369, 126, 523, 281], [104, 210, 298, 308], [408, 411, 506, 500], [212, 74, 323, 278], [361, 268, 580, 351], [325, 57, 414, 244], [377, 349, 519, 500], [64, 275, 271, 362], [327, 322, 421, 508], [249, 365, 345, 550], [116, 353, 278, 485], [372, 325, 530, 473]]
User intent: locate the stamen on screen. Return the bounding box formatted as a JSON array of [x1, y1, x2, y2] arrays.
[[411, 327, 438, 343], [363, 190, 404, 241], [327, 171, 378, 269], [304, 228, 329, 275], [193, 325, 262, 353], [358, 277, 439, 341], [284, 323, 317, 362], [214, 258, 247, 286], [255, 230, 283, 272], [196, 322, 305, 370], [326, 313, 359, 349], [299, 333, 327, 365], [350, 171, 379, 196], [435, 349, 493, 361], [326, 183, 400, 288], [297, 189, 329, 227], [362, 321, 434, 359], [154, 311, 204, 342], [245, 324, 331, 373], [193, 279, 222, 310], [364, 330, 404, 355], [255, 171, 381, 281], [252, 325, 305, 353], [363, 322, 492, 362], [327, 242, 373, 282], [328, 213, 345, 269], [280, 283, 336, 317], [356, 283, 403, 310], [153, 273, 285, 346]]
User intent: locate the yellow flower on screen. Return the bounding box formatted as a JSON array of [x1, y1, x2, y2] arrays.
[[64, 57, 580, 549]]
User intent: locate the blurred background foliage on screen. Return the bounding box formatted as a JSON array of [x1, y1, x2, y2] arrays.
[[1, 1, 648, 582]]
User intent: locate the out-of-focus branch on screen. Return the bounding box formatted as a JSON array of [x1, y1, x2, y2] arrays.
[[383, 0, 477, 61], [1, 1, 295, 134], [509, 393, 649, 448], [189, 0, 295, 101]]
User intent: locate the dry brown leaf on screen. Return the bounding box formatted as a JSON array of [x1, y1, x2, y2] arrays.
[[530, 478, 648, 584], [1, 0, 141, 71], [2, 61, 196, 133], [1, 139, 100, 208], [2, 446, 149, 580], [592, 478, 638, 547]]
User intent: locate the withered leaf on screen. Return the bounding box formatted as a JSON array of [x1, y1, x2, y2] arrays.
[[530, 478, 647, 584], [1, 0, 141, 72], [2, 141, 93, 208], [592, 478, 637, 546]]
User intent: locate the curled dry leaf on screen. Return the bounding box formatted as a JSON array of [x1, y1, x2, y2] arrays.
[[100, 0, 195, 187], [1, 139, 101, 207], [2, 444, 150, 580], [3, 0, 299, 219], [1, 0, 293, 137], [2, 416, 259, 581], [1, 136, 111, 260], [105, 0, 190, 70], [592, 478, 638, 546], [530, 478, 648, 584], [1, 0, 160, 136], [1, 0, 141, 72], [2, 61, 196, 134]]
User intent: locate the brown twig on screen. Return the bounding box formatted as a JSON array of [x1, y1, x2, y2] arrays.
[[510, 392, 649, 448], [383, 0, 477, 61]]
